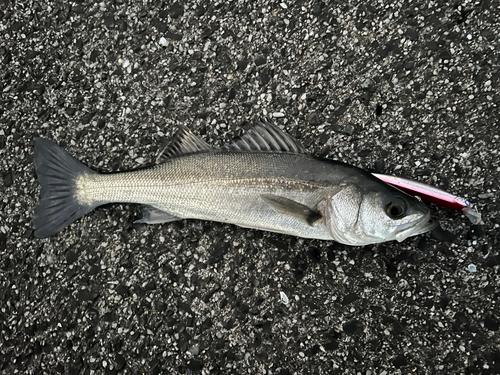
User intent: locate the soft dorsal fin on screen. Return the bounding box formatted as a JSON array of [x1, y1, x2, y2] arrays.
[[157, 125, 213, 163], [223, 118, 307, 153]]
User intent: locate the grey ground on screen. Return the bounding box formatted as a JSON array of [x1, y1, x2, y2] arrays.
[[1, 0, 499, 374]]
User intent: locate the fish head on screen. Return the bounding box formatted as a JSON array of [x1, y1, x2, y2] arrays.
[[324, 183, 438, 246]]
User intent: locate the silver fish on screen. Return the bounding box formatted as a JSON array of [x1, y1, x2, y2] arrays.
[[33, 119, 437, 245]]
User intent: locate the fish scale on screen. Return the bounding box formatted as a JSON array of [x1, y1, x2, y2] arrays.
[[79, 151, 339, 239]]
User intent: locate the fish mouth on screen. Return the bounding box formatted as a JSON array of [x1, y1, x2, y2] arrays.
[[394, 212, 439, 242]]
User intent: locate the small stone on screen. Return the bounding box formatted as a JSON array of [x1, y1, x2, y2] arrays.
[[66, 251, 78, 264], [187, 360, 203, 371], [116, 285, 129, 298], [406, 28, 419, 41], [159, 37, 168, 47], [426, 41, 439, 51], [237, 59, 249, 71], [323, 340, 338, 351], [201, 27, 213, 39], [78, 290, 99, 302], [342, 293, 360, 306], [357, 149, 371, 157], [157, 21, 167, 33], [195, 6, 206, 16], [254, 54, 266, 66], [343, 320, 360, 335], [169, 2, 184, 19], [36, 85, 46, 96], [317, 145, 330, 158], [484, 317, 499, 331], [374, 159, 385, 173], [188, 345, 200, 355], [104, 15, 115, 27], [3, 171, 13, 187], [74, 95, 84, 104], [227, 87, 236, 101], [280, 291, 289, 305], [272, 112, 284, 118], [306, 112, 321, 125], [415, 169, 431, 176], [312, 1, 324, 16], [431, 153, 443, 160], [115, 354, 126, 370], [259, 68, 272, 86], [393, 355, 408, 368], [344, 125, 355, 135], [65, 107, 76, 116], [166, 31, 182, 41], [478, 192, 494, 199]]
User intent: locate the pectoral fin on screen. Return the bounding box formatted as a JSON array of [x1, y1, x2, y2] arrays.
[[261, 195, 322, 226], [135, 205, 181, 224]]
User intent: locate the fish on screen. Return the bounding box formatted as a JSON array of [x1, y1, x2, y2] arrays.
[[32, 119, 438, 245]]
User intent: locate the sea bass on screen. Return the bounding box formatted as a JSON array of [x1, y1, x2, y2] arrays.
[[33, 119, 437, 245]]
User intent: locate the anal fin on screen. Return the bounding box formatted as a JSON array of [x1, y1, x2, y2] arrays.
[[261, 195, 322, 226], [135, 205, 181, 224]]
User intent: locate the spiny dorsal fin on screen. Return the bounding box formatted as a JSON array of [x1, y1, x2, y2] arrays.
[[223, 118, 307, 153], [157, 125, 213, 163]]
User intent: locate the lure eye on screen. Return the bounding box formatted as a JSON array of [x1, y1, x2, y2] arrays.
[[386, 198, 407, 219]]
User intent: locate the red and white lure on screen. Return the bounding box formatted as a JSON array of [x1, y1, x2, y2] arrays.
[[372, 174, 482, 225]]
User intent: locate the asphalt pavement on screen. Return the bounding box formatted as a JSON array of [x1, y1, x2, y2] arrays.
[[1, 0, 499, 373]]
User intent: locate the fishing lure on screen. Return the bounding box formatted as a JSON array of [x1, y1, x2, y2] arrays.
[[372, 174, 482, 225]]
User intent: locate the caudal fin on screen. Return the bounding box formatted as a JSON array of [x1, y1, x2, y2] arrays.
[[33, 138, 97, 238]]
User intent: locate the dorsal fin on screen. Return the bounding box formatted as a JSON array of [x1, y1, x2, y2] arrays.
[[157, 125, 213, 163], [223, 118, 307, 153]]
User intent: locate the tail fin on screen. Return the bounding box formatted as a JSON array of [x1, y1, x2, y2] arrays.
[[33, 138, 97, 238]]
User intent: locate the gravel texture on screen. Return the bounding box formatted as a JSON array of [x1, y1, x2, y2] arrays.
[[1, 0, 499, 374]]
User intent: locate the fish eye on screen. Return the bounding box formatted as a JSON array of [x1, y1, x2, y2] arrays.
[[386, 198, 407, 219]]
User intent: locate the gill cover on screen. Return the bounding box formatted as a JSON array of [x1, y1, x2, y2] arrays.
[[325, 185, 436, 246]]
